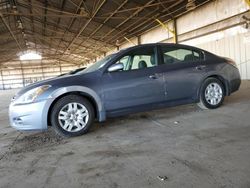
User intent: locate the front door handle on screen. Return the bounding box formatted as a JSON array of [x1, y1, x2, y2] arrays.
[[195, 65, 206, 70]]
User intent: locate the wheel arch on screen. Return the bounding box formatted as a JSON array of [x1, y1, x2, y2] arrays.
[[47, 86, 106, 126], [197, 74, 230, 100]]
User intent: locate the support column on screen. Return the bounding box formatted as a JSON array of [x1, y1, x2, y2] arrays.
[[0, 69, 4, 90], [41, 60, 45, 79], [155, 19, 177, 43], [20, 61, 25, 87], [173, 19, 178, 44], [245, 0, 250, 7], [138, 35, 141, 45], [59, 60, 62, 74], [124, 37, 136, 45]]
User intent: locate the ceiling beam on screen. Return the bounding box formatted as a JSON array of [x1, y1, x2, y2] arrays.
[[74, 0, 155, 60], [0, 13, 23, 51], [116, 0, 184, 42], [69, 0, 128, 54], [48, 0, 66, 56], [53, 0, 86, 56], [61, 0, 106, 55]]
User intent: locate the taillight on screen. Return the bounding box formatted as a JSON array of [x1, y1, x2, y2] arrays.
[[224, 57, 238, 68]]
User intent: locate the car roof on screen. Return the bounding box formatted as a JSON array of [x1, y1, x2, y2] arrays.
[[115, 43, 218, 60], [120, 43, 203, 52]]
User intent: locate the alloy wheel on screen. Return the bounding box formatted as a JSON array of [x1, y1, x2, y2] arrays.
[[58, 102, 89, 132], [204, 82, 223, 106]]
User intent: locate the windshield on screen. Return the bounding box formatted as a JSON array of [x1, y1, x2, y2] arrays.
[[69, 67, 86, 74], [78, 54, 115, 74]]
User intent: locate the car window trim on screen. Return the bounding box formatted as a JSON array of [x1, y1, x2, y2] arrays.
[[103, 45, 159, 73], [158, 45, 205, 66]]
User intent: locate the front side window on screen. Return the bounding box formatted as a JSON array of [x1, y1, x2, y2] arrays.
[[114, 46, 157, 71], [161, 46, 204, 64]]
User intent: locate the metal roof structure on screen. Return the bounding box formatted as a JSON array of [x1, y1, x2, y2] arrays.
[[0, 0, 211, 67]]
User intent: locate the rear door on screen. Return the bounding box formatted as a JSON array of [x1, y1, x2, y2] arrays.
[[158, 45, 207, 101], [101, 46, 166, 111]]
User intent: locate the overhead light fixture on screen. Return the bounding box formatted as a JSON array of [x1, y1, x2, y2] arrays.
[[17, 20, 23, 29], [19, 51, 42, 61], [186, 0, 196, 11], [79, 7, 88, 16], [115, 40, 120, 46]]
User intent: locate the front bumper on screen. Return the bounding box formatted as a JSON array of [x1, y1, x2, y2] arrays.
[[9, 99, 52, 131]]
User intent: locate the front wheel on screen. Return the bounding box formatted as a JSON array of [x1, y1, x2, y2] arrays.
[[51, 95, 94, 137], [197, 78, 225, 109]]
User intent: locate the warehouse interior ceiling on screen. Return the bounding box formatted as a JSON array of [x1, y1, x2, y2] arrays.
[[0, 0, 212, 67]]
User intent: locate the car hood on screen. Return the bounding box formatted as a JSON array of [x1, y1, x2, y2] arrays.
[[14, 71, 97, 98]]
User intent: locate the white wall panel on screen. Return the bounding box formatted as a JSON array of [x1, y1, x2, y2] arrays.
[[140, 24, 172, 44], [120, 37, 139, 49], [177, 0, 248, 35]]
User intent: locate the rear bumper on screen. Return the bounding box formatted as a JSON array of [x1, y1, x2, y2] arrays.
[[229, 78, 241, 94], [224, 64, 241, 95]]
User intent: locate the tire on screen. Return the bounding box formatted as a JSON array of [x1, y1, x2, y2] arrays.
[[51, 95, 94, 137], [197, 78, 225, 109]]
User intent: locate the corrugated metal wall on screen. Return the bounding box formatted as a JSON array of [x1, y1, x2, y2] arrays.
[[0, 63, 78, 89]]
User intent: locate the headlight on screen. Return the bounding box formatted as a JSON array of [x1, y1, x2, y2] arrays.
[[15, 85, 51, 104]]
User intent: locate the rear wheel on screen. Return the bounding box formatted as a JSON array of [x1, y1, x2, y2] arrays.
[[198, 78, 225, 109], [51, 95, 94, 137]]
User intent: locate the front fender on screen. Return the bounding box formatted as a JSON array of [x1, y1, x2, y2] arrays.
[[46, 86, 106, 123]]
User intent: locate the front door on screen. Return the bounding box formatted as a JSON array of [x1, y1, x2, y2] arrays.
[[102, 46, 166, 112]]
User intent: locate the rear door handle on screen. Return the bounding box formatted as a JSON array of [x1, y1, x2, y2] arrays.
[[149, 74, 157, 79], [195, 65, 206, 70]]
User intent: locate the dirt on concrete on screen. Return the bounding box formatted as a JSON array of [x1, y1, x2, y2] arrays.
[[0, 81, 250, 188], [0, 130, 66, 161]]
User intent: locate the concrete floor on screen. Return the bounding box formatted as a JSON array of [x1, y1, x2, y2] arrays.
[[0, 81, 250, 188]]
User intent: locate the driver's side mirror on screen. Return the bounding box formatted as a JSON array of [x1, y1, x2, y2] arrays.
[[108, 63, 124, 72]]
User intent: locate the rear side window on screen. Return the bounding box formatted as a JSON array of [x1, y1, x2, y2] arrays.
[[161, 46, 204, 64]]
